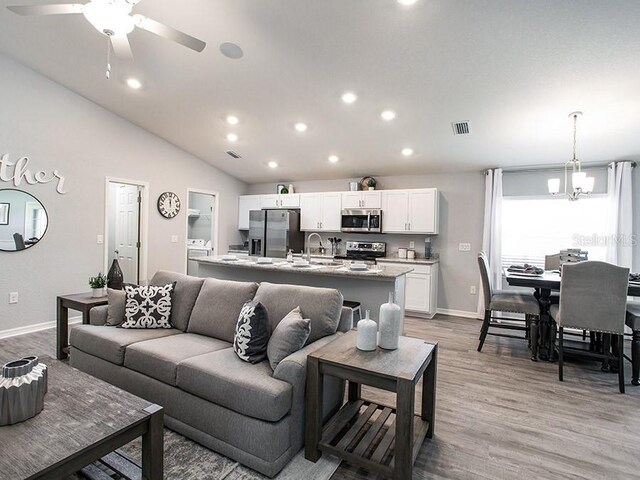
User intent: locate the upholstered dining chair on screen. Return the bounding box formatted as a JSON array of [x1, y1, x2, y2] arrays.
[[626, 302, 640, 386], [13, 233, 26, 251], [550, 261, 629, 393], [545, 254, 561, 271], [477, 252, 541, 360]]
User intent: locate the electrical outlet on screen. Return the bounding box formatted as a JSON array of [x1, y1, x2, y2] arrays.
[[470, 285, 477, 295], [409, 241, 415, 249], [459, 242, 471, 252], [97, 235, 104, 244], [9, 292, 18, 304], [171, 235, 179, 243]]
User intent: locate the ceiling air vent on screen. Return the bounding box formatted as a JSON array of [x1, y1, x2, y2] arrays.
[[452, 121, 471, 135], [226, 150, 241, 159]]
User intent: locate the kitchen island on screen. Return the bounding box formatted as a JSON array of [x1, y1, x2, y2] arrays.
[[191, 256, 413, 332]]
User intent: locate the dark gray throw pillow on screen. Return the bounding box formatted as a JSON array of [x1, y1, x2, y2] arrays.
[[233, 301, 270, 364], [106, 288, 126, 326], [121, 283, 175, 329], [267, 306, 311, 370]]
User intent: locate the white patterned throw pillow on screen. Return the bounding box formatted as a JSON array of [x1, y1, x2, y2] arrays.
[[233, 301, 270, 363], [121, 283, 175, 329]]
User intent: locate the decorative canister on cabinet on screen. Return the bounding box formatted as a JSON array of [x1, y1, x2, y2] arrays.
[[356, 310, 377, 351], [0, 356, 47, 426], [378, 292, 401, 350]]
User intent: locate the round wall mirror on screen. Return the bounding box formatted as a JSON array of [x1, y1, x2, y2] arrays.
[[0, 189, 48, 252]]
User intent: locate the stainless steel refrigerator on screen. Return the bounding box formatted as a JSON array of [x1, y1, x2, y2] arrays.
[[248, 209, 305, 258]]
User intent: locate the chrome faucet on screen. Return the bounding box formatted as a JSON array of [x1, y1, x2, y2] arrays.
[[306, 233, 323, 261]]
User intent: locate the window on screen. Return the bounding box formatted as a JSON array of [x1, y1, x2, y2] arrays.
[[501, 195, 609, 268]]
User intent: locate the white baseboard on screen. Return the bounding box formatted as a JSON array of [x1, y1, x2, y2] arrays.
[[436, 308, 482, 320], [0, 316, 82, 340]]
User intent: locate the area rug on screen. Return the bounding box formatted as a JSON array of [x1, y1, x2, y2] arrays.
[[69, 429, 341, 480]]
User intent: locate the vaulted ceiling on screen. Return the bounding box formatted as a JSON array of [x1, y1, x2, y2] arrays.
[[1, 0, 639, 183]]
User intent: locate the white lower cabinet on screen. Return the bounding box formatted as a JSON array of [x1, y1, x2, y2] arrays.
[[380, 262, 438, 318]]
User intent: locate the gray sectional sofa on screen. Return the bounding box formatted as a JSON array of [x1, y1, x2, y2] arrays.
[[69, 271, 352, 477]]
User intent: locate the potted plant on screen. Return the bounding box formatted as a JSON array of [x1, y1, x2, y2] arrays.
[[367, 178, 377, 191], [89, 273, 107, 298]]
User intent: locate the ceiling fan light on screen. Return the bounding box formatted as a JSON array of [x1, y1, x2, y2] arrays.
[[548, 178, 560, 195], [83, 0, 135, 36]]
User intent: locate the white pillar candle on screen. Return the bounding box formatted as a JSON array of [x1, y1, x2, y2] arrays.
[[356, 310, 377, 351]]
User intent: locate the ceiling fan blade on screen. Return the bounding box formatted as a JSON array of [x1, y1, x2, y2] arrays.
[[132, 14, 206, 53], [7, 4, 84, 16], [110, 34, 134, 61]]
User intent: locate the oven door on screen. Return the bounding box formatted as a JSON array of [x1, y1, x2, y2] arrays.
[[341, 209, 382, 233]]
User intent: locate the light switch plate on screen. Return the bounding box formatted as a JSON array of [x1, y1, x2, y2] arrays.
[[409, 241, 415, 249], [97, 235, 104, 245], [459, 242, 471, 252], [9, 292, 18, 304], [470, 285, 477, 295], [171, 235, 179, 243]]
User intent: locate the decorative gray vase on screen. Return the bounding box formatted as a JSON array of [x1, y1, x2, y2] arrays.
[[0, 356, 47, 426]]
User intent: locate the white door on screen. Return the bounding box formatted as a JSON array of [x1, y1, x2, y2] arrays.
[[408, 190, 436, 233], [115, 184, 140, 283], [405, 273, 431, 313], [238, 196, 260, 229], [320, 193, 342, 231], [341, 192, 361, 209], [260, 195, 279, 209], [300, 194, 322, 231], [381, 191, 409, 232], [361, 191, 382, 209]]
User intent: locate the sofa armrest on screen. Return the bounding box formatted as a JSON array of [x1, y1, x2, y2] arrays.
[[272, 332, 345, 453], [89, 305, 108, 326], [338, 306, 353, 332]]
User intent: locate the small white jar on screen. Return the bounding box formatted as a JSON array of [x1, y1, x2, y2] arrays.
[[356, 310, 377, 351]]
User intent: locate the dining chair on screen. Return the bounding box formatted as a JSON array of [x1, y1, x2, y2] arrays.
[[626, 302, 640, 386], [13, 233, 26, 251], [550, 261, 629, 393], [477, 252, 541, 360], [544, 254, 561, 271]]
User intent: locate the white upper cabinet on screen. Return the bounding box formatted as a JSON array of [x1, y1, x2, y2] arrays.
[[381, 189, 439, 234], [260, 194, 300, 209], [300, 193, 342, 232], [341, 191, 382, 209], [238, 195, 261, 230]]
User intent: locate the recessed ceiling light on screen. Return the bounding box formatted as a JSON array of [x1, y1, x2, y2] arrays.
[[328, 155, 339, 163], [341, 92, 358, 104], [381, 110, 396, 121], [268, 161, 278, 169], [401, 147, 414, 156], [219, 42, 244, 59], [398, 0, 419, 5], [226, 115, 239, 125], [126, 78, 142, 89], [294, 123, 308, 133], [226, 133, 238, 142]]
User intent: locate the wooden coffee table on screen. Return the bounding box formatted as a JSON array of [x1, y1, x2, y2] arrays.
[[305, 331, 437, 480], [0, 357, 163, 479]]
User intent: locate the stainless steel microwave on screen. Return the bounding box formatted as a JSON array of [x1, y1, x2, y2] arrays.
[[340, 209, 382, 233]]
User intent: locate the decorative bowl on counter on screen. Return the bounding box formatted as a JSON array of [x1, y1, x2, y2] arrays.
[[256, 257, 273, 265], [221, 255, 238, 261], [349, 263, 368, 271]]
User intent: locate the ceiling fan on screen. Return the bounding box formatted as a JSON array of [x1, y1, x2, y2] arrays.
[[7, 0, 206, 78]]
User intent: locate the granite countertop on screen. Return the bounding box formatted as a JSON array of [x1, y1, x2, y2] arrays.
[[192, 255, 413, 280], [376, 256, 439, 265]]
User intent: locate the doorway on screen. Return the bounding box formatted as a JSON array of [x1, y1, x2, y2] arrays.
[[185, 189, 218, 275], [105, 178, 149, 284]]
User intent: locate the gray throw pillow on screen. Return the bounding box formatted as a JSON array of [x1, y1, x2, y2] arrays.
[[267, 306, 311, 370], [106, 288, 126, 326], [121, 283, 175, 329], [233, 301, 270, 364]]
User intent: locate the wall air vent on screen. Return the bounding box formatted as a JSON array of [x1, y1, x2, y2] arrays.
[[452, 121, 471, 135], [226, 150, 242, 159]]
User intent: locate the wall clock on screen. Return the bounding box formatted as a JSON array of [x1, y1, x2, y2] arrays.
[[157, 192, 181, 219]]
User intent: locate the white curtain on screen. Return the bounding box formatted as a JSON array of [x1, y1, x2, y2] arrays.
[[606, 161, 634, 268], [479, 168, 503, 315]]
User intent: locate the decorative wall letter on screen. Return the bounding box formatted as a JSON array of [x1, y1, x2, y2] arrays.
[[0, 153, 67, 194]]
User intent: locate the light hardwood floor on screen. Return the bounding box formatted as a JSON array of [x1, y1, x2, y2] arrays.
[[1, 315, 638, 480]]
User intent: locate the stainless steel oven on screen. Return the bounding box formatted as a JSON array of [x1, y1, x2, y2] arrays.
[[340, 209, 382, 233]]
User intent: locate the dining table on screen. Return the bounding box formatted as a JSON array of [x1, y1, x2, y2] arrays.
[[504, 269, 640, 362]]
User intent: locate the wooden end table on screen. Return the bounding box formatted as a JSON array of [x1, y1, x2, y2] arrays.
[[57, 292, 108, 360], [305, 331, 438, 480]]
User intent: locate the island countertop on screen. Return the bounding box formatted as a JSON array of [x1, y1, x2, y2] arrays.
[[191, 255, 413, 281]]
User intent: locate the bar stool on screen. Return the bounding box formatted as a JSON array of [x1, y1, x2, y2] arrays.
[[343, 300, 362, 324], [627, 302, 640, 386]]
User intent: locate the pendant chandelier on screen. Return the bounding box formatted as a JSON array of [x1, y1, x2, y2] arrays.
[[548, 111, 594, 201]]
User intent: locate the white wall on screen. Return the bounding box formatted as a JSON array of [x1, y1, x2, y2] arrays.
[[0, 54, 246, 333], [248, 172, 486, 316]]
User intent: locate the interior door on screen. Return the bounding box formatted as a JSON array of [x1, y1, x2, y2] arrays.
[[320, 193, 342, 231], [115, 184, 140, 283], [408, 190, 436, 233], [381, 191, 409, 232]]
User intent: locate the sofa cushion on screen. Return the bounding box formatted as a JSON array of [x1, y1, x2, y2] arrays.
[[150, 271, 205, 332], [233, 301, 270, 364], [124, 333, 232, 386], [267, 307, 311, 370], [176, 349, 292, 422], [187, 278, 259, 343], [69, 325, 181, 365], [253, 282, 343, 344], [106, 288, 126, 326], [122, 283, 176, 329]]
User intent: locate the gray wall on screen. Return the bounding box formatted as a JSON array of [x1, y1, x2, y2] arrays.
[[248, 172, 486, 315], [0, 54, 246, 333]]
